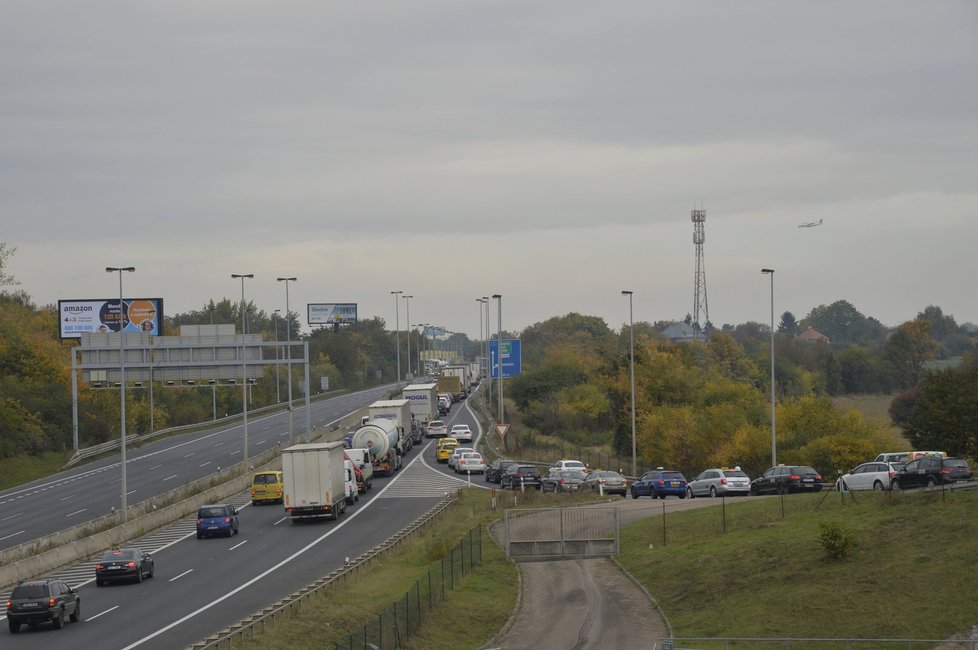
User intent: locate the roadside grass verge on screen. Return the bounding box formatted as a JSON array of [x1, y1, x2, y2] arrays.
[[619, 488, 978, 641], [0, 450, 72, 491], [236, 488, 517, 650]]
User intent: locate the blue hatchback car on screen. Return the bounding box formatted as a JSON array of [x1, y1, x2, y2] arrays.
[[630, 469, 687, 499], [196, 503, 239, 539]]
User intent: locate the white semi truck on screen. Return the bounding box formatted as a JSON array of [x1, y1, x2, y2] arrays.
[[401, 383, 438, 434], [282, 442, 348, 522]]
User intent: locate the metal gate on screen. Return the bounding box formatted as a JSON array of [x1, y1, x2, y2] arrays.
[[504, 507, 619, 560]]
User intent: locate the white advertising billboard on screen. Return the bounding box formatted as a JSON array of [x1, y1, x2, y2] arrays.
[[308, 303, 358, 325], [59, 298, 164, 339]]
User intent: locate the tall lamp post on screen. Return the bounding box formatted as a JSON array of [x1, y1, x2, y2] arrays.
[[106, 266, 135, 521], [492, 294, 503, 424], [622, 290, 637, 477], [277, 277, 297, 444], [476, 298, 486, 378], [391, 290, 402, 382], [761, 268, 777, 466], [482, 296, 490, 380], [273, 309, 281, 404], [402, 295, 413, 379], [232, 273, 254, 466]]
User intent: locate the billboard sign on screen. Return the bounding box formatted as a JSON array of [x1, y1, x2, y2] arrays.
[[59, 298, 163, 339], [308, 303, 358, 325], [489, 339, 522, 378]]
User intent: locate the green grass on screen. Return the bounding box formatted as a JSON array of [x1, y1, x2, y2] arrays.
[[0, 450, 72, 491], [619, 489, 978, 641]]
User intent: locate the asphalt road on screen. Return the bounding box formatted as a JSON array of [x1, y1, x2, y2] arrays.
[[0, 391, 491, 649], [0, 384, 396, 552]]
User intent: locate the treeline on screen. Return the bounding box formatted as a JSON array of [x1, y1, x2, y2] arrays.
[[507, 305, 978, 478]]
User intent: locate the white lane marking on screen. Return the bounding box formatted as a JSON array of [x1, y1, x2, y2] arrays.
[[199, 461, 212, 468], [0, 530, 25, 542], [213, 442, 224, 447], [229, 540, 248, 551], [86, 605, 119, 621], [0, 512, 22, 521], [122, 449, 433, 650], [163, 475, 178, 482], [229, 450, 240, 455], [273, 516, 288, 525], [149, 464, 163, 470], [184, 453, 195, 458], [60, 495, 75, 501], [169, 569, 194, 582], [65, 508, 87, 517], [256, 440, 267, 446], [127, 489, 137, 496]]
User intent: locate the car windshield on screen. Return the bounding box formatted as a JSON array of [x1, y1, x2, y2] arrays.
[[12, 584, 49, 598], [661, 471, 684, 479], [596, 471, 621, 478], [946, 459, 969, 469], [253, 474, 278, 484], [794, 466, 817, 474], [559, 470, 585, 479], [516, 466, 538, 473], [199, 507, 227, 518], [722, 470, 749, 478]]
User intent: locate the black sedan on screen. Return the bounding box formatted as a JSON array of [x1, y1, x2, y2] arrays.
[[95, 548, 155, 586], [891, 457, 973, 490]]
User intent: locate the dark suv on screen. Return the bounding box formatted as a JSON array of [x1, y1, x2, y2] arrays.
[[630, 469, 687, 499], [6, 579, 81, 633], [750, 465, 823, 495], [891, 457, 973, 490], [500, 464, 542, 490]]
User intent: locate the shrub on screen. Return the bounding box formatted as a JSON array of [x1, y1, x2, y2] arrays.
[[818, 522, 855, 560]]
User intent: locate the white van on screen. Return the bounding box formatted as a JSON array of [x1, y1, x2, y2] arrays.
[[344, 459, 359, 505], [345, 448, 374, 490]]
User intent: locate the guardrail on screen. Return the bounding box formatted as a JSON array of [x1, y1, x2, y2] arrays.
[[660, 637, 978, 649], [190, 495, 459, 650]]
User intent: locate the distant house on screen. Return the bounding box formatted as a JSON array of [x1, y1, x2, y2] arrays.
[[661, 322, 706, 343], [796, 327, 830, 344]]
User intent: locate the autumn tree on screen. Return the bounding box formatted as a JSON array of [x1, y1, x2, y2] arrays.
[[902, 364, 978, 458]]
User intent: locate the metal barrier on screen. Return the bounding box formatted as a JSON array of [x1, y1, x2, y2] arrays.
[[505, 506, 619, 559]]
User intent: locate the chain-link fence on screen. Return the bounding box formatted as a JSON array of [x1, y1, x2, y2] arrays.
[[334, 525, 483, 650]]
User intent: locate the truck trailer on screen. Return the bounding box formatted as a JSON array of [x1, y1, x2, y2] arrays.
[[401, 382, 438, 433], [282, 442, 349, 522], [350, 418, 403, 476], [368, 399, 417, 448]]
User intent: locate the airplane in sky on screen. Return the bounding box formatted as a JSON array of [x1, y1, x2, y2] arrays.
[[798, 218, 823, 228]]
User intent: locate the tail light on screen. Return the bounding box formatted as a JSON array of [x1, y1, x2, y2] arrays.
[[96, 563, 104, 570], [888, 471, 896, 478], [127, 561, 137, 568], [250, 490, 257, 496], [196, 519, 203, 525], [789, 474, 801, 480], [815, 474, 822, 480], [657, 479, 665, 485], [49, 598, 56, 606], [720, 477, 728, 484], [225, 517, 232, 523], [941, 467, 953, 474], [559, 479, 566, 485]]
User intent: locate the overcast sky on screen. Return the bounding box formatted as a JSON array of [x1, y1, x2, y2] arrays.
[[3, 1, 976, 338]]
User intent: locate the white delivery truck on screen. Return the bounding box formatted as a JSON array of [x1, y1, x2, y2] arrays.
[[350, 418, 402, 476], [282, 442, 348, 522], [368, 399, 416, 449], [402, 383, 438, 436]]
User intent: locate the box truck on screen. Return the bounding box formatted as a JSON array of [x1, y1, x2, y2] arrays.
[[368, 399, 416, 450], [401, 382, 438, 434], [282, 442, 348, 522], [442, 365, 469, 400]]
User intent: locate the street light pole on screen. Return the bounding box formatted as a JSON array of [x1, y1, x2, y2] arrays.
[[106, 266, 135, 521], [277, 277, 297, 444], [391, 291, 402, 383], [761, 268, 777, 466], [622, 290, 637, 477], [273, 309, 281, 404], [403, 295, 413, 379], [482, 296, 490, 381], [492, 294, 503, 424], [232, 273, 254, 466], [476, 298, 485, 378]]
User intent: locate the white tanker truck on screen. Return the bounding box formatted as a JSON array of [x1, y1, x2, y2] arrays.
[[350, 417, 403, 477]]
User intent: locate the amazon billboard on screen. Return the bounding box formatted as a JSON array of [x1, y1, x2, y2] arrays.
[[59, 298, 164, 339]]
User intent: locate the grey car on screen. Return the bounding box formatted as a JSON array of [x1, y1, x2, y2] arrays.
[[580, 470, 629, 496], [687, 468, 752, 498], [541, 469, 586, 492]]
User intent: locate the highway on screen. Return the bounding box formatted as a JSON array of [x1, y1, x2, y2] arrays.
[[0, 385, 395, 552], [2, 389, 485, 649]]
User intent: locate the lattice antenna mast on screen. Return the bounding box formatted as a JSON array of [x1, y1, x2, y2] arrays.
[[692, 209, 709, 329]]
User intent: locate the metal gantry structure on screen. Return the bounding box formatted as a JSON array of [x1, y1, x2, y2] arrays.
[[691, 208, 709, 331]]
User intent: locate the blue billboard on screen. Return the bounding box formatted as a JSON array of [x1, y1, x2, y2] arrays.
[[489, 339, 522, 378]]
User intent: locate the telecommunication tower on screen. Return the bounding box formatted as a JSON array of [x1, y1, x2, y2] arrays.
[[691, 209, 709, 330]]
